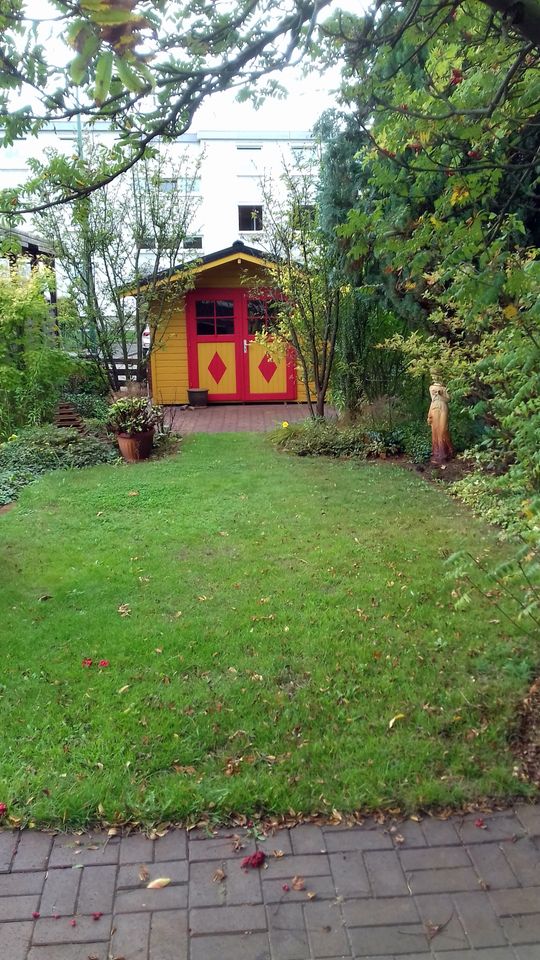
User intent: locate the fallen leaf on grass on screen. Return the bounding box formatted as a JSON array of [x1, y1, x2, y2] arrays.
[[127, 490, 139, 496], [138, 865, 150, 882], [117, 685, 130, 695], [147, 878, 171, 889], [38, 594, 52, 602], [292, 875, 305, 891], [117, 604, 131, 617], [212, 867, 226, 883], [388, 713, 406, 730]]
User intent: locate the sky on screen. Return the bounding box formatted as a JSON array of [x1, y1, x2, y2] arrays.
[[193, 64, 344, 133], [17, 0, 353, 135]]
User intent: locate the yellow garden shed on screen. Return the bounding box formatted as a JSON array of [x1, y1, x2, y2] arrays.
[[147, 241, 306, 405]]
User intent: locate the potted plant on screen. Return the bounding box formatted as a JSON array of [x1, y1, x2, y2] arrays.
[[108, 397, 162, 462]]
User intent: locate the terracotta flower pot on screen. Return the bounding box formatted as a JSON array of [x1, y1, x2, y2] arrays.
[[117, 429, 154, 462]]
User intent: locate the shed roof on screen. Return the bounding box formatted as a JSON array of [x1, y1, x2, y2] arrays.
[[130, 240, 275, 293]]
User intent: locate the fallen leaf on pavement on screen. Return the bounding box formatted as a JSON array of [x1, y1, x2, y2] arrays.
[[292, 875, 305, 891], [147, 878, 171, 889]]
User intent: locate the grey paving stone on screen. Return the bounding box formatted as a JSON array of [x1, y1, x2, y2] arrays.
[[324, 829, 392, 853], [467, 841, 520, 889], [190, 931, 271, 960], [266, 901, 310, 960], [226, 858, 265, 905], [262, 830, 293, 856], [407, 866, 481, 895], [117, 858, 188, 888], [330, 852, 371, 898], [363, 850, 409, 897], [515, 947, 540, 960], [433, 950, 517, 960], [420, 817, 460, 847], [150, 908, 188, 960], [348, 922, 429, 955], [453, 890, 507, 948], [188, 860, 227, 907], [490, 886, 540, 915], [414, 892, 468, 952], [502, 913, 540, 944], [263, 875, 336, 903], [114, 885, 187, 913], [28, 945, 108, 960], [154, 830, 187, 861], [119, 833, 156, 864], [304, 899, 350, 957], [189, 904, 266, 934], [189, 835, 257, 862], [12, 832, 53, 871], [0, 871, 44, 896], [0, 921, 35, 960], [400, 846, 469, 871], [290, 824, 326, 855], [388, 821, 427, 848], [0, 830, 18, 872], [457, 814, 524, 845], [40, 866, 80, 916], [516, 805, 540, 836], [0, 894, 40, 921], [48, 833, 119, 867], [264, 853, 331, 880], [111, 910, 150, 960], [501, 837, 540, 886], [32, 914, 113, 944], [77, 864, 117, 914], [343, 896, 419, 927]]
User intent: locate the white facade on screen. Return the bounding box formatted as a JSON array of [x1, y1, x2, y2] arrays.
[[0, 122, 317, 259]]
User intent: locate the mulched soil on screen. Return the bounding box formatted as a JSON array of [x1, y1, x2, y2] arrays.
[[513, 677, 540, 789], [0, 502, 15, 515], [383, 454, 474, 485]]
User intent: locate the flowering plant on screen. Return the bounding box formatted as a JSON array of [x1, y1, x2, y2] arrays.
[[107, 397, 162, 435]]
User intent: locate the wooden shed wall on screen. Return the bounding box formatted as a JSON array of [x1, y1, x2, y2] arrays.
[[149, 258, 308, 405]]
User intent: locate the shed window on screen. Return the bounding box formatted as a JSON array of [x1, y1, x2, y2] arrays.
[[195, 298, 235, 336]]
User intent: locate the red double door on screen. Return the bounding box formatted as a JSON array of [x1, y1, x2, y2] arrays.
[[186, 289, 296, 402]]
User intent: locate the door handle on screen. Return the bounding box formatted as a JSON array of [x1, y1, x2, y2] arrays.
[[243, 339, 247, 354]]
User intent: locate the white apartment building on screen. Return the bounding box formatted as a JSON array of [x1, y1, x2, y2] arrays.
[[0, 121, 317, 260]]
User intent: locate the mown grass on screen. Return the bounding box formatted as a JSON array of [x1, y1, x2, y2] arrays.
[[0, 432, 536, 827]]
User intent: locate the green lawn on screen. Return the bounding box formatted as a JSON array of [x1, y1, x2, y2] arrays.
[[0, 433, 536, 826]]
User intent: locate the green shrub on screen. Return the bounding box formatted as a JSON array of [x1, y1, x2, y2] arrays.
[[0, 426, 117, 505], [62, 392, 111, 422]]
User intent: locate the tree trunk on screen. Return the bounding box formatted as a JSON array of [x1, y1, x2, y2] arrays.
[[482, 0, 540, 45]]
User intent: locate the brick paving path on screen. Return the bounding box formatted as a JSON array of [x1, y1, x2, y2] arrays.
[[164, 403, 332, 434], [0, 806, 539, 959]]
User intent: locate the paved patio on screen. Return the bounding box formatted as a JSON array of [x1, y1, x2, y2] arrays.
[[164, 403, 326, 434], [0, 805, 539, 959]]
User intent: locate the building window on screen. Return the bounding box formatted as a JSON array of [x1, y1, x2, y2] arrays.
[[183, 235, 203, 250], [238, 205, 263, 231], [159, 178, 176, 194], [179, 176, 201, 193], [236, 144, 262, 151]]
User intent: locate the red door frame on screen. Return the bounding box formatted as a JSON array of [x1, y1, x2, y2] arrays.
[[186, 288, 244, 402], [187, 288, 296, 402]]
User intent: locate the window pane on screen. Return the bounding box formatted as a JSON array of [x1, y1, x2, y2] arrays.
[[248, 300, 266, 335], [216, 317, 234, 335], [195, 300, 215, 318], [197, 318, 215, 335], [238, 205, 263, 231], [215, 300, 234, 317]]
